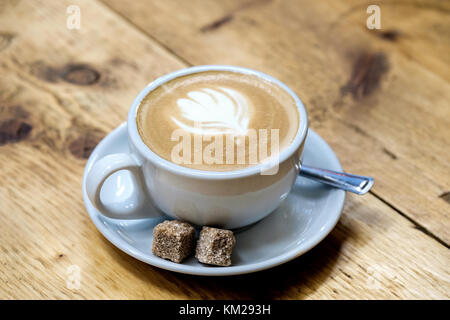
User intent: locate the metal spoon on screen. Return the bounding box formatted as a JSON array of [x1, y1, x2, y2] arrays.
[[299, 165, 374, 195]]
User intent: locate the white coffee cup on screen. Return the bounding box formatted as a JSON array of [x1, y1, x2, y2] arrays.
[[86, 65, 308, 229]]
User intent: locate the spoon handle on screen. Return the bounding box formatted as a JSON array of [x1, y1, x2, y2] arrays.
[[299, 165, 374, 195]]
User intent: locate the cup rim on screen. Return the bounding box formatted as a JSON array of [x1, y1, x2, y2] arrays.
[[127, 65, 308, 180]]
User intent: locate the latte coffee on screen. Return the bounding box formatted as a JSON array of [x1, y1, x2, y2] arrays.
[[137, 71, 299, 171]]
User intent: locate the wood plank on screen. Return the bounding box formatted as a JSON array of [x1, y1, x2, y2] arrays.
[[0, 0, 448, 299], [103, 0, 450, 243], [163, 193, 450, 300], [0, 0, 185, 299]]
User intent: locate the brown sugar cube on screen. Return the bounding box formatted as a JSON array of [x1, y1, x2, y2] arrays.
[[195, 226, 236, 266], [152, 220, 195, 263]]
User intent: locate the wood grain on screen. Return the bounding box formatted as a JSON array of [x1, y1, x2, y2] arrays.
[[103, 0, 450, 244], [0, 0, 448, 299]]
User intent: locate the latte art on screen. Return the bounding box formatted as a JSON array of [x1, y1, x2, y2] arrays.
[[172, 87, 251, 135], [137, 71, 299, 171]]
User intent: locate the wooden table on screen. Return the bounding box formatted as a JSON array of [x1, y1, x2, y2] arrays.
[[0, 0, 449, 299]]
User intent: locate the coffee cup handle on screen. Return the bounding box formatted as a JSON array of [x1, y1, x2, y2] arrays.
[[85, 153, 162, 219]]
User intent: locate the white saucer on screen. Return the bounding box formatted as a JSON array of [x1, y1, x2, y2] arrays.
[[82, 123, 345, 276]]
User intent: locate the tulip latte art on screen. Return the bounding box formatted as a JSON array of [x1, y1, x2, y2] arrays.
[[173, 87, 250, 135], [137, 71, 299, 171]]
